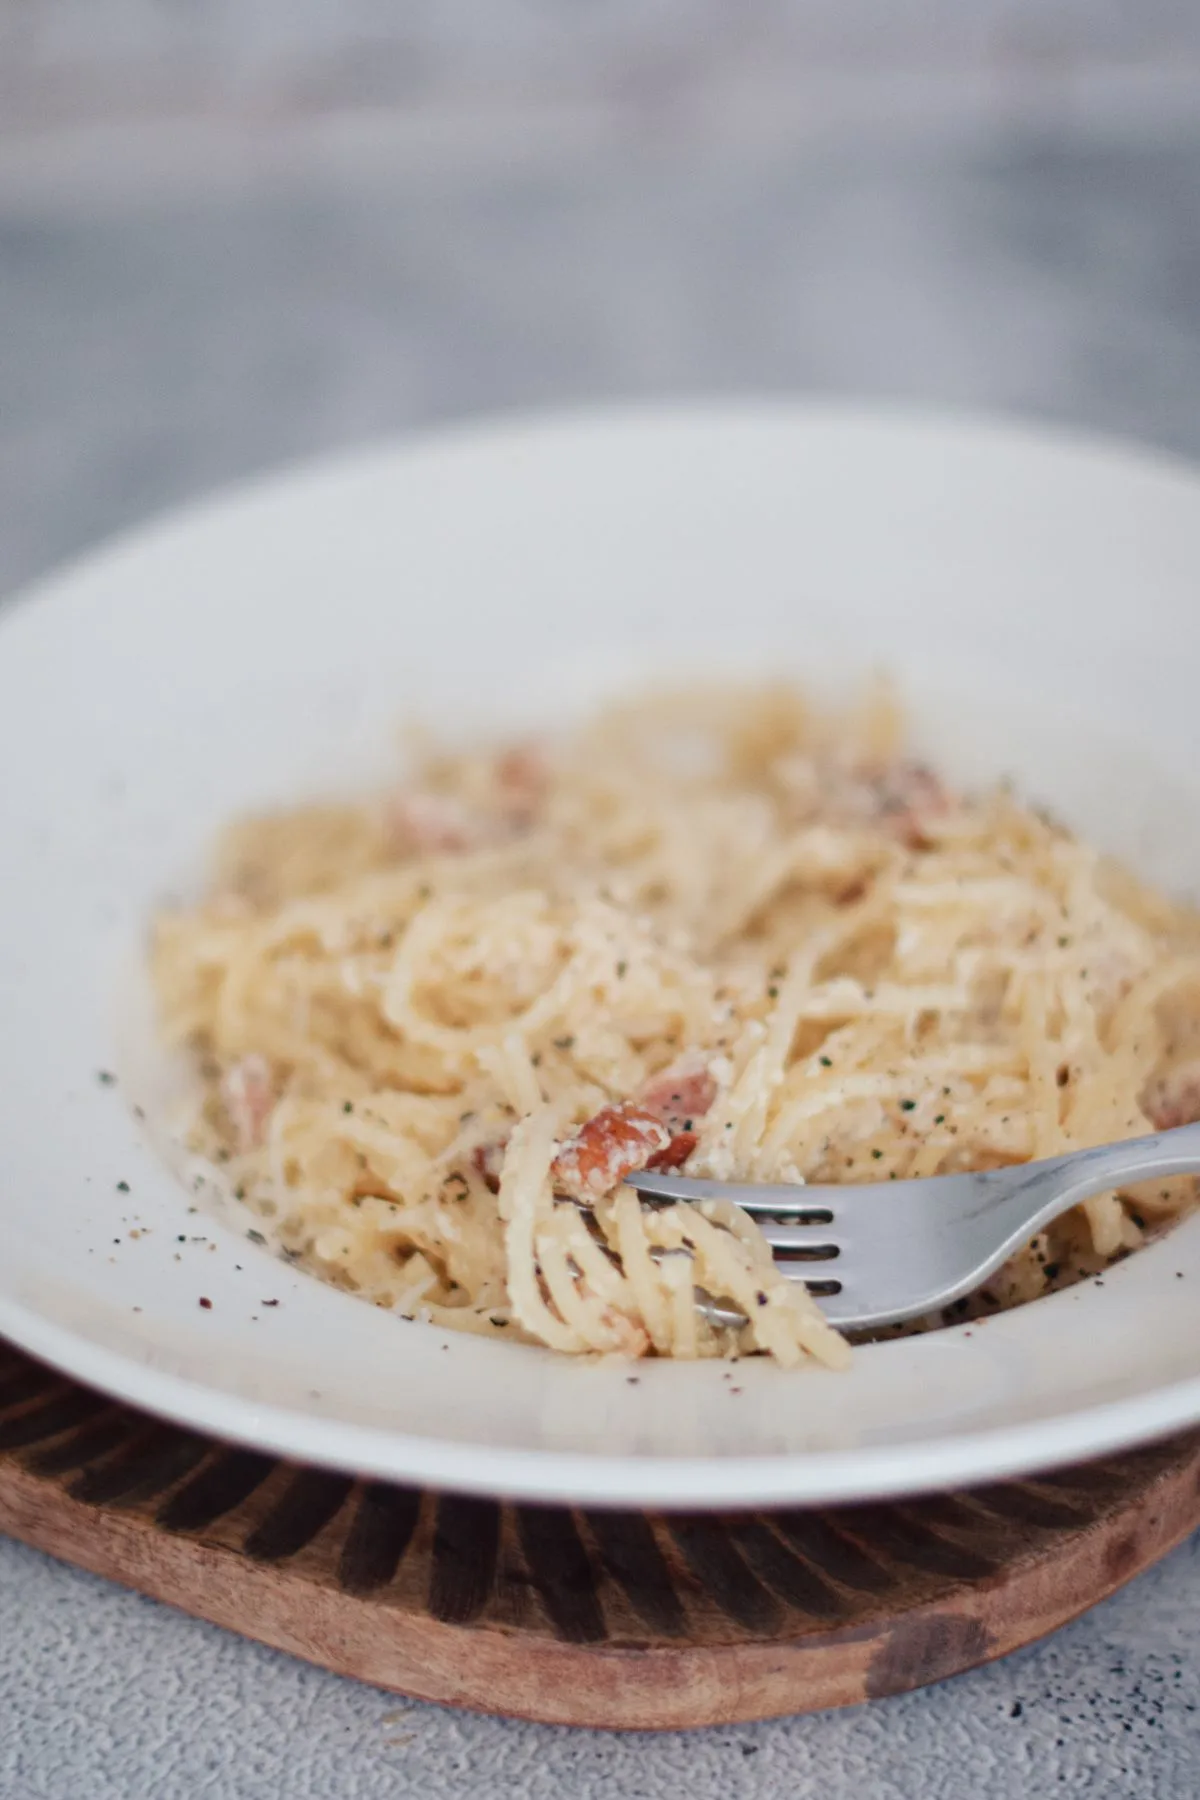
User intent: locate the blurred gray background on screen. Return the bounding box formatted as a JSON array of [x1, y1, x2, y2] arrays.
[[4, 10, 1200, 1799], [1, 1, 1200, 599], [4, 2, 1200, 120]]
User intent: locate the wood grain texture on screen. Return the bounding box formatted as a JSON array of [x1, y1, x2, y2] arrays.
[[0, 1340, 1197, 1730]]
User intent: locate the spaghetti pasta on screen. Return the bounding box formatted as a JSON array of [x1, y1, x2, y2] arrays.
[[152, 684, 1200, 1365]]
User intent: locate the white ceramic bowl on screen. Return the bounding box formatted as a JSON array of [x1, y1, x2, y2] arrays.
[[4, 401, 1200, 1509]]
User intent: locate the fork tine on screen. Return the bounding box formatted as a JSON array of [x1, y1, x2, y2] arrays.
[[627, 1170, 837, 1216], [757, 1223, 841, 1257]]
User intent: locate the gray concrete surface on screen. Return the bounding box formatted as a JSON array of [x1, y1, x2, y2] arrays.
[[2, 1528, 1198, 1798]]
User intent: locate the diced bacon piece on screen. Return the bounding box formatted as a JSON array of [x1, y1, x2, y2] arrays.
[[387, 765, 544, 857], [551, 1104, 672, 1204], [782, 754, 951, 847], [636, 1056, 717, 1174], [868, 761, 951, 850], [494, 743, 549, 820], [472, 1141, 506, 1194], [220, 1054, 274, 1152], [638, 1058, 718, 1136], [646, 1132, 697, 1171], [386, 791, 477, 856], [1143, 1061, 1200, 1132]]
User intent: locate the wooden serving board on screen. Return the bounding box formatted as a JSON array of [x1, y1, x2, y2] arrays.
[[1, 1338, 1198, 1730]]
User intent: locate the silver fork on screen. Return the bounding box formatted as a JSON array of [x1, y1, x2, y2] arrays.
[[629, 1120, 1200, 1331]]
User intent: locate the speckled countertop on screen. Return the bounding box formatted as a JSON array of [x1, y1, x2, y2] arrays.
[[3, 108, 1200, 1798]]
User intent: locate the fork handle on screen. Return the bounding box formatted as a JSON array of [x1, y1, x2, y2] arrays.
[[969, 1119, 1200, 1244], [837, 1122, 1200, 1330]]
